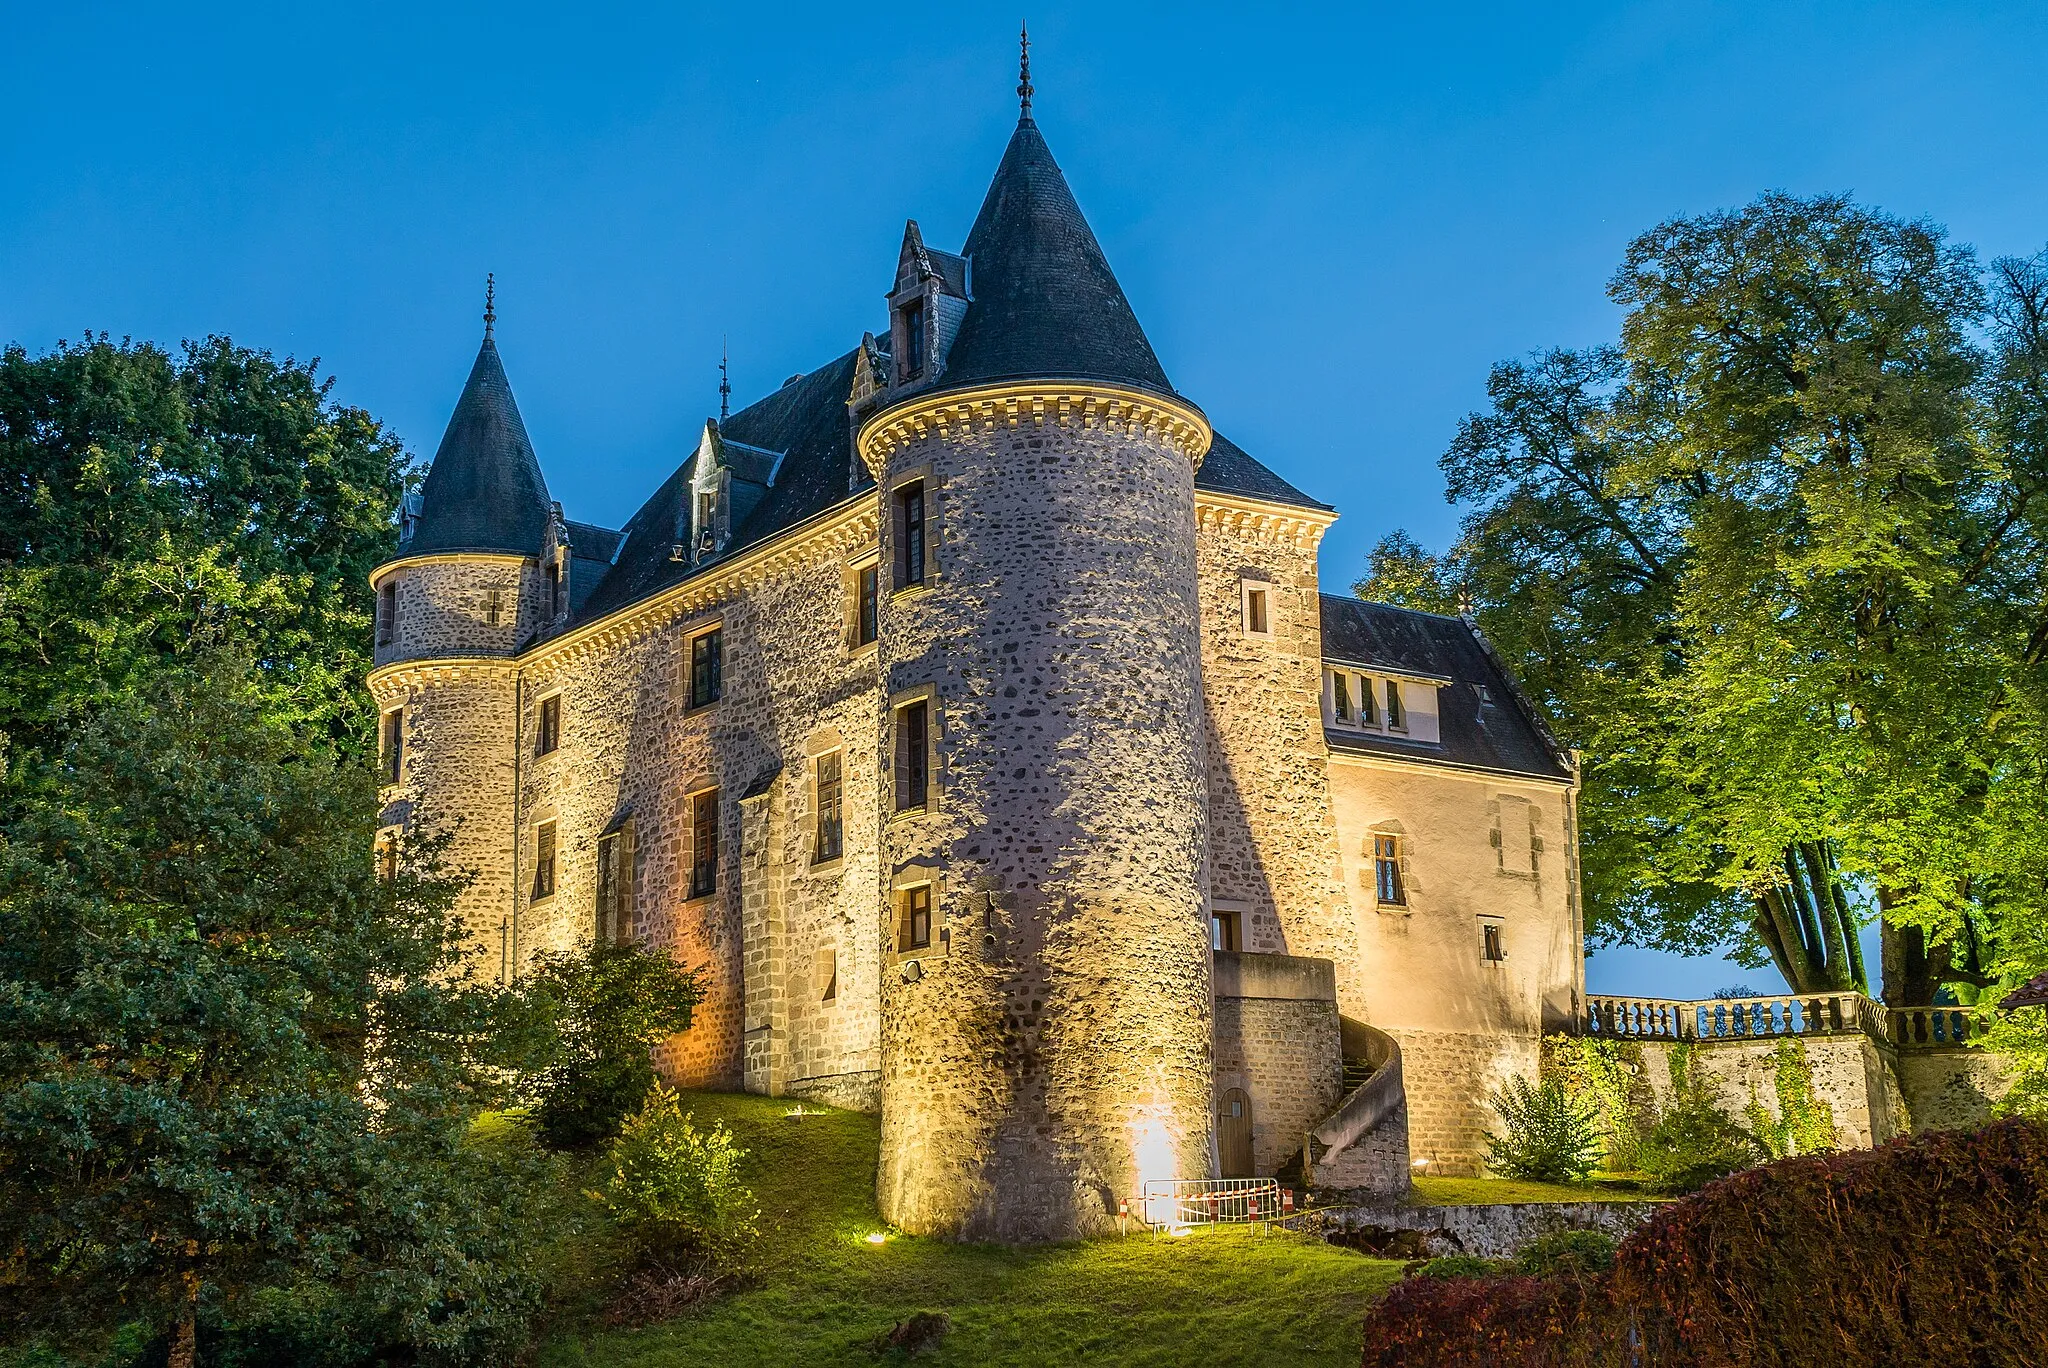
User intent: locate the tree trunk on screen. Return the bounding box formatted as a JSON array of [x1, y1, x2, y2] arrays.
[[168, 1267, 199, 1368], [1880, 897, 1943, 1008]]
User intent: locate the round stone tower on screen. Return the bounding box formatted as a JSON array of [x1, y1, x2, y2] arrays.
[[368, 301, 556, 977], [864, 106, 1217, 1241]]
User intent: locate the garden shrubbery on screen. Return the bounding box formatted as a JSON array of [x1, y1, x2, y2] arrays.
[[1363, 1117, 2048, 1367], [1483, 1075, 1603, 1183]]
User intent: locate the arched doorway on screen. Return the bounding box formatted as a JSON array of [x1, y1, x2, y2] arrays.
[[1218, 1088, 1254, 1177]]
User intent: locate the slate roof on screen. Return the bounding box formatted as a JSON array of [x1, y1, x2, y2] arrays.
[[398, 337, 552, 560], [937, 115, 1173, 397], [563, 519, 622, 615], [1319, 596, 1572, 782], [1200, 432, 1328, 510]]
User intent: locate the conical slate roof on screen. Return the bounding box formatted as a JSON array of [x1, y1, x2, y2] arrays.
[[938, 115, 1174, 396], [401, 336, 552, 559]]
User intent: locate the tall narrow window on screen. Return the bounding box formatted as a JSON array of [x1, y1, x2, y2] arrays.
[[900, 299, 925, 380], [1359, 674, 1379, 726], [595, 828, 631, 943], [380, 708, 403, 786], [532, 821, 557, 900], [689, 790, 719, 898], [813, 752, 844, 863], [895, 482, 926, 589], [1243, 584, 1270, 634], [536, 694, 561, 756], [377, 581, 396, 646], [1374, 834, 1405, 907], [545, 561, 563, 619], [895, 699, 930, 813], [1385, 679, 1406, 731], [1483, 922, 1506, 962], [486, 587, 504, 627], [689, 628, 723, 709], [857, 564, 880, 645], [1333, 672, 1352, 722], [900, 883, 932, 951]]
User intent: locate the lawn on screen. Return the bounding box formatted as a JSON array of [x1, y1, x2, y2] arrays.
[[533, 1091, 1404, 1367]]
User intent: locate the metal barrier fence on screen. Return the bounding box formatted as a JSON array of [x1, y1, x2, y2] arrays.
[[1139, 1178, 1286, 1231]]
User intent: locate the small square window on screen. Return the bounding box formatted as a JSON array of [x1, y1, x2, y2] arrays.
[[1374, 834, 1405, 907], [532, 821, 557, 901], [1483, 922, 1506, 962], [689, 628, 723, 709], [1212, 909, 1243, 953], [536, 694, 561, 756]]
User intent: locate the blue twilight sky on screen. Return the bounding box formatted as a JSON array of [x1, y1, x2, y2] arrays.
[[6, 2, 2044, 997]]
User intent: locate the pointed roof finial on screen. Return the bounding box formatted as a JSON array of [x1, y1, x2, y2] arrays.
[[483, 272, 496, 340], [719, 336, 731, 423], [1018, 22, 1033, 120]]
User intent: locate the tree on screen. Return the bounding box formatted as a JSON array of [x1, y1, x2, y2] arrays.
[[1391, 196, 2048, 1004], [1352, 530, 1461, 615], [0, 664, 544, 1365], [0, 335, 408, 768]]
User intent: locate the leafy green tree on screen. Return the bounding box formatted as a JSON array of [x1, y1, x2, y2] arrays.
[[0, 335, 407, 767], [1351, 530, 1462, 615], [0, 663, 544, 1366], [1388, 197, 2048, 1004], [520, 940, 704, 1150]]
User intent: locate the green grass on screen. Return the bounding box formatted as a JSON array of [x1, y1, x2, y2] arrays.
[[533, 1091, 1403, 1367], [1409, 1175, 1656, 1205]]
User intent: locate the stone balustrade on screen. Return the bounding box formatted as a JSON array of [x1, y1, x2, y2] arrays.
[[1888, 1005, 1977, 1049], [1584, 992, 1979, 1051]]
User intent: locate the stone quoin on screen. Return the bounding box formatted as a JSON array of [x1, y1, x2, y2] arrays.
[[367, 58, 1585, 1240]]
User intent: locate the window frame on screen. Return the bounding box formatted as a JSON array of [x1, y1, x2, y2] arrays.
[[687, 625, 724, 711], [899, 882, 933, 952], [544, 559, 563, 620], [894, 479, 928, 592], [687, 787, 720, 900], [594, 821, 634, 944], [1482, 920, 1507, 963], [485, 586, 504, 627], [1373, 833, 1406, 908], [1241, 578, 1273, 636], [1212, 907, 1244, 953], [899, 297, 926, 380], [376, 579, 396, 646], [379, 707, 403, 787], [535, 692, 562, 757], [892, 694, 934, 816], [812, 749, 845, 865], [532, 819, 558, 902]]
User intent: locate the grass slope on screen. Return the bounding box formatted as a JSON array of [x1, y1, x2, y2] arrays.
[[535, 1092, 1402, 1367], [1409, 1176, 1656, 1205]]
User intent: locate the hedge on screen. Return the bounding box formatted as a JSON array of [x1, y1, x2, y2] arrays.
[[1362, 1117, 2048, 1366]]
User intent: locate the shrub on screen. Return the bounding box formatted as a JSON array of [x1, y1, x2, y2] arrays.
[[1484, 1075, 1602, 1183], [520, 939, 704, 1149], [1360, 1118, 2048, 1367], [592, 1083, 760, 1267], [1635, 1044, 1758, 1194], [1512, 1230, 1616, 1279], [1414, 1254, 1505, 1280]]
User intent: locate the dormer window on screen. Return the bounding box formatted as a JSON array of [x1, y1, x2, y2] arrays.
[[697, 491, 716, 550], [1323, 666, 1440, 743], [544, 560, 563, 619], [899, 298, 925, 380]]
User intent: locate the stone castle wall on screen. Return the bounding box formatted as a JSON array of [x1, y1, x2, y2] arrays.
[[1193, 510, 1358, 1015], [1212, 952, 1344, 1177], [867, 391, 1214, 1242]]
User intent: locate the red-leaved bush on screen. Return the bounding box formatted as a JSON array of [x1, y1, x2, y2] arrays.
[[1362, 1118, 2048, 1367]]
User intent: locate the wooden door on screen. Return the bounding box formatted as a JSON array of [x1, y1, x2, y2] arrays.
[[1218, 1088, 1254, 1177]]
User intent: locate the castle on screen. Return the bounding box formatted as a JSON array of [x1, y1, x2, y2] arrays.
[[368, 66, 1585, 1240]]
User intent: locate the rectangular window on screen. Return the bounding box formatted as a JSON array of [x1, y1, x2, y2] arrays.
[[1483, 922, 1506, 962], [1333, 672, 1351, 722], [380, 708, 403, 786], [1359, 674, 1379, 726], [817, 944, 838, 1002], [857, 563, 880, 645], [486, 587, 504, 627], [1244, 585, 1269, 634], [1212, 908, 1243, 953], [689, 628, 723, 709], [1385, 679, 1406, 731], [901, 883, 932, 951], [532, 821, 557, 900], [536, 694, 561, 756], [900, 299, 925, 379], [377, 581, 396, 646], [545, 561, 562, 619], [594, 826, 632, 943], [1374, 834, 1405, 907], [813, 751, 844, 863], [689, 790, 719, 898], [895, 481, 926, 589], [894, 699, 930, 813]]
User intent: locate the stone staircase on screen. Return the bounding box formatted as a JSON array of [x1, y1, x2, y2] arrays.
[[1284, 1018, 1412, 1198]]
